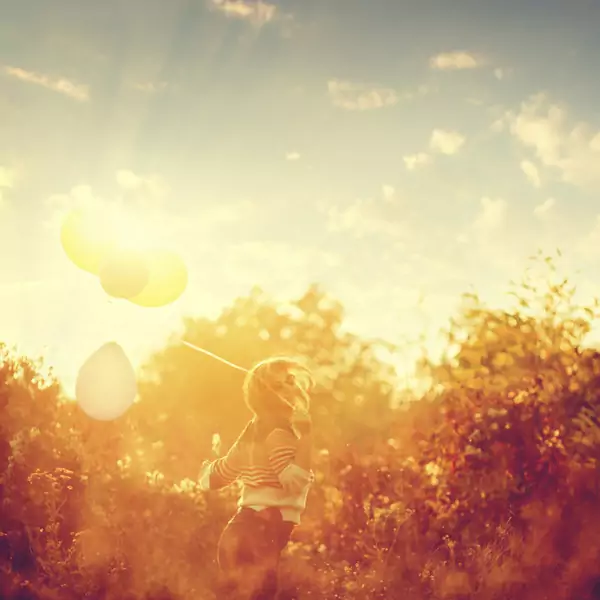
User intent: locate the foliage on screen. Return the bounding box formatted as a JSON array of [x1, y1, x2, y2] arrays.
[[2, 258, 600, 599]]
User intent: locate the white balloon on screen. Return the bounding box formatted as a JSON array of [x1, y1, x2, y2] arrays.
[[75, 342, 137, 421]]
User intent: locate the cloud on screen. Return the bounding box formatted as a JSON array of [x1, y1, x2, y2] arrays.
[[46, 179, 248, 235], [320, 197, 407, 239], [47, 180, 150, 221], [503, 93, 600, 190], [44, 181, 195, 247], [474, 197, 507, 232], [520, 159, 541, 188], [429, 129, 465, 155], [44, 185, 107, 234], [210, 0, 276, 25], [285, 152, 301, 161], [115, 170, 169, 208], [3, 66, 89, 101], [463, 198, 522, 274], [116, 169, 166, 194], [490, 117, 505, 134], [327, 79, 399, 111], [505, 94, 563, 163], [403, 152, 432, 170], [219, 241, 342, 300], [494, 67, 513, 81], [533, 197, 556, 219], [46, 184, 96, 214], [429, 51, 484, 70], [116, 170, 145, 190], [382, 185, 395, 202]]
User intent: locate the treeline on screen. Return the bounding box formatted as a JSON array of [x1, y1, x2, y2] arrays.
[[1, 260, 600, 599]]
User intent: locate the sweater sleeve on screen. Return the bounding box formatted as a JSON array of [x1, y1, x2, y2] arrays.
[[198, 443, 243, 491], [266, 428, 314, 494]]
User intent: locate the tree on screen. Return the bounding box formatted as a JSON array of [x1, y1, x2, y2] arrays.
[[128, 284, 400, 482]]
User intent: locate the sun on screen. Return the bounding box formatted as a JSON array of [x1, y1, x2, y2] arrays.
[[60, 201, 160, 277], [107, 204, 156, 254]]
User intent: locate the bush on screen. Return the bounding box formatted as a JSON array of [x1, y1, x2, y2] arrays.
[[1, 259, 600, 599]]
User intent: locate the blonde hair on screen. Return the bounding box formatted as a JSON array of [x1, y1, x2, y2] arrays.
[[243, 356, 313, 419]]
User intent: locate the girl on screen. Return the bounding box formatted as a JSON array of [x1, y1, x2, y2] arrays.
[[199, 357, 315, 600]]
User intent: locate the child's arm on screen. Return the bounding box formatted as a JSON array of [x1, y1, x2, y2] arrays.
[[266, 428, 314, 494], [198, 443, 242, 491], [294, 432, 312, 471]]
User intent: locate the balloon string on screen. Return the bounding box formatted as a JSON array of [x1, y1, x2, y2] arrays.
[[181, 339, 297, 410], [182, 340, 249, 373]]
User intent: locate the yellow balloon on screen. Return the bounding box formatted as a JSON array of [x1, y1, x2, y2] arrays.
[[99, 249, 150, 300], [60, 209, 116, 275], [128, 248, 188, 307]]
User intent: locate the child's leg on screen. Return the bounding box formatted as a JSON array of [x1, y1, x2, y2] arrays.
[[216, 508, 294, 600]]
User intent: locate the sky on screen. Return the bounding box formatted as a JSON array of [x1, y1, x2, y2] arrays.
[[1, 0, 600, 395]]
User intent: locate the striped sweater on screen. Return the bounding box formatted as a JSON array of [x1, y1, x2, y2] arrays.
[[199, 421, 314, 524]]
